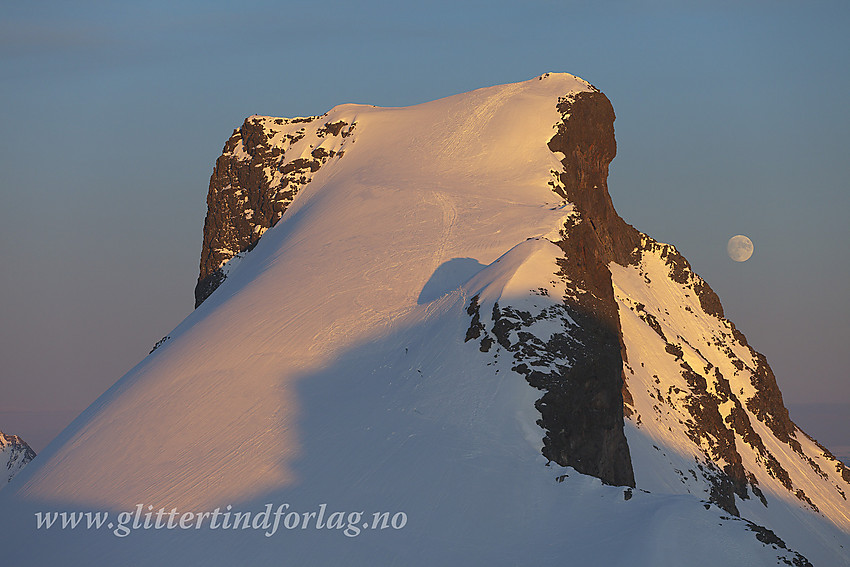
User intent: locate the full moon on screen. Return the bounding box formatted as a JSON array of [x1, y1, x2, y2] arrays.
[[727, 235, 754, 262]]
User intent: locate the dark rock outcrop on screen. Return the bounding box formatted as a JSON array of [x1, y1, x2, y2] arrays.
[[195, 115, 354, 307], [466, 289, 635, 487], [548, 90, 641, 266], [461, 89, 640, 486], [539, 90, 636, 486], [0, 431, 36, 485]]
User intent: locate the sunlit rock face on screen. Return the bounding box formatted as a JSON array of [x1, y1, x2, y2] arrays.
[[195, 115, 356, 307], [0, 431, 36, 485]]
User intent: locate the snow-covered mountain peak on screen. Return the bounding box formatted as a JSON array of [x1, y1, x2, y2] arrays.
[[194, 73, 594, 307], [0, 74, 846, 566], [0, 431, 36, 486]]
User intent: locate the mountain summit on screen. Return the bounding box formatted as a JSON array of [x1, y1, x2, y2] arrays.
[[1, 73, 847, 565], [0, 431, 35, 486]]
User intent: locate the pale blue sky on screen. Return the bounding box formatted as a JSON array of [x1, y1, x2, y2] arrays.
[[2, 0, 848, 453]]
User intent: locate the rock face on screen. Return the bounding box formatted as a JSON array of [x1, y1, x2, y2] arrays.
[[526, 86, 848, 521], [195, 115, 355, 307], [0, 431, 36, 485], [545, 90, 637, 486], [477, 88, 638, 487]]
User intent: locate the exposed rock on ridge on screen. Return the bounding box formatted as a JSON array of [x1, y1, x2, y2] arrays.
[[0, 431, 36, 485], [537, 89, 637, 486], [462, 86, 638, 487], [548, 90, 641, 266], [544, 88, 850, 519], [195, 114, 355, 307]]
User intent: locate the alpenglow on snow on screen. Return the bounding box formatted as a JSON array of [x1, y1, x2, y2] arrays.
[[1, 73, 847, 566]]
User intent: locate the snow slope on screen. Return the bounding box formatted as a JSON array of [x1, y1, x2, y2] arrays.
[[0, 73, 846, 566], [612, 237, 850, 564]]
